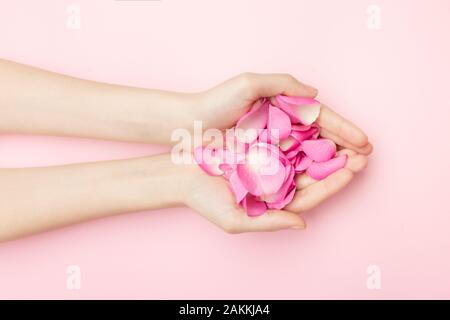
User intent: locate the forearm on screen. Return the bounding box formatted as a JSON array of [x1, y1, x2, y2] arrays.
[[0, 59, 199, 143], [0, 154, 191, 241]]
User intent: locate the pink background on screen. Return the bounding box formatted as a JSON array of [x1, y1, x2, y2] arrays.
[[0, 0, 449, 299]]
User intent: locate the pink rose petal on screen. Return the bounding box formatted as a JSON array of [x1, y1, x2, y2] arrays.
[[301, 139, 337, 162], [295, 155, 313, 172], [291, 124, 312, 131], [258, 129, 271, 144], [275, 95, 321, 125], [290, 125, 320, 143], [236, 143, 286, 196], [235, 99, 269, 143], [266, 184, 296, 210], [195, 94, 356, 216], [229, 171, 248, 203], [260, 164, 295, 204], [306, 155, 348, 180], [268, 105, 292, 140], [241, 194, 267, 217]]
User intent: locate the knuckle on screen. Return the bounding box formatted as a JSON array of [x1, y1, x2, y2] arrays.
[[281, 73, 296, 82], [237, 72, 256, 90]]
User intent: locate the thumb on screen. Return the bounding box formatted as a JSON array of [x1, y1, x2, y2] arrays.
[[236, 209, 307, 233], [239, 73, 318, 100]]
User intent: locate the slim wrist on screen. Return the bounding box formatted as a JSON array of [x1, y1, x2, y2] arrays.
[[127, 154, 201, 208], [129, 90, 202, 144], [165, 156, 204, 206]]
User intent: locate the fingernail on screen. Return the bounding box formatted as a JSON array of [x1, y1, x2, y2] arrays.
[[291, 224, 306, 230]]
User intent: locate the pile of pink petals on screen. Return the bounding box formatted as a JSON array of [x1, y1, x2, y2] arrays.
[[194, 95, 347, 216]]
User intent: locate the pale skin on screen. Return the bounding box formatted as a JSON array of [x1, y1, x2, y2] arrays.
[[0, 60, 372, 241]]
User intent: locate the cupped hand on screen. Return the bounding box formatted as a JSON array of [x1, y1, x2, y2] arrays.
[[186, 73, 372, 233], [184, 73, 372, 233], [182, 146, 368, 234], [196, 73, 372, 155]]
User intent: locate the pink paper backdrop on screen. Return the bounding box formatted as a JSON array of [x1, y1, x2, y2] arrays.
[[0, 0, 449, 299]]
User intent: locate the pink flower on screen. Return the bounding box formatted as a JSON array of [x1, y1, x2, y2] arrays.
[[194, 95, 347, 216]]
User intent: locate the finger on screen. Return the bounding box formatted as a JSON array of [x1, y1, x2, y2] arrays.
[[320, 127, 373, 155], [239, 73, 318, 100], [287, 168, 353, 212], [318, 105, 369, 148], [223, 208, 306, 233], [295, 174, 317, 190], [337, 149, 369, 172], [295, 149, 368, 189]]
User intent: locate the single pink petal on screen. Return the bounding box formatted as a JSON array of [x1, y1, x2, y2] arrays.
[[236, 143, 286, 196], [291, 124, 312, 131], [241, 194, 267, 217], [268, 105, 292, 140], [301, 139, 337, 162], [306, 155, 348, 180], [278, 138, 302, 162], [295, 155, 313, 172], [290, 125, 320, 143], [229, 171, 248, 203], [260, 164, 295, 204], [193, 146, 224, 176], [258, 129, 271, 143], [292, 154, 302, 167], [285, 151, 299, 162], [219, 149, 247, 179], [267, 184, 296, 210], [285, 145, 303, 161], [235, 99, 269, 143], [275, 95, 321, 125]]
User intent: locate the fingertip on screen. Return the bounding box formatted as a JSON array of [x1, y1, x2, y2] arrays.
[[353, 131, 369, 148], [289, 215, 307, 230], [359, 142, 373, 155], [345, 154, 369, 173], [366, 142, 373, 154], [289, 83, 318, 98], [264, 210, 306, 230], [303, 84, 318, 97], [279, 73, 318, 98], [337, 149, 357, 157]]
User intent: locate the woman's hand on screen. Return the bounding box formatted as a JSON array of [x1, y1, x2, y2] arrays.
[[181, 73, 373, 233], [180, 146, 370, 234], [195, 73, 372, 155]]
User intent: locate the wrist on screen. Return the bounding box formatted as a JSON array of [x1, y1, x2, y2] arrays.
[[113, 89, 202, 144], [133, 153, 202, 208], [167, 155, 205, 206]]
